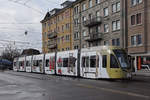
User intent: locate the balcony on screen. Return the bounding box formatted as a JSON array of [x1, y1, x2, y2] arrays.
[[47, 32, 57, 39], [47, 41, 57, 49], [85, 32, 103, 42], [83, 16, 102, 27]]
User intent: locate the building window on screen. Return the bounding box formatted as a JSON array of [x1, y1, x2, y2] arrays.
[[74, 19, 79, 26], [131, 35, 136, 46], [131, 13, 142, 25], [112, 38, 120, 46], [96, 0, 100, 4], [74, 45, 79, 49], [132, 34, 142, 46], [74, 6, 79, 14], [65, 35, 70, 42], [136, 13, 142, 24], [65, 23, 70, 30], [82, 30, 87, 37], [131, 0, 136, 6], [104, 7, 108, 17], [74, 32, 79, 40], [95, 26, 99, 33], [112, 20, 120, 31], [116, 38, 120, 46], [104, 24, 109, 33], [89, 0, 92, 8], [112, 2, 120, 13], [62, 25, 64, 32], [96, 11, 100, 17], [137, 34, 142, 45], [82, 16, 86, 22], [82, 3, 86, 11], [131, 15, 136, 25], [104, 41, 109, 45], [89, 14, 92, 20], [131, 0, 142, 6], [112, 21, 116, 31], [112, 39, 115, 46]]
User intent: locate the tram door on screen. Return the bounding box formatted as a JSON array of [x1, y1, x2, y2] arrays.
[[100, 53, 109, 78], [81, 52, 100, 78]]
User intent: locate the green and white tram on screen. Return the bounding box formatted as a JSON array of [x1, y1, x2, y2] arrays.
[[80, 46, 132, 79]]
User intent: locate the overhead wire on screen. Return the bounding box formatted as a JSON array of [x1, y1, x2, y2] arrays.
[[8, 0, 44, 15]]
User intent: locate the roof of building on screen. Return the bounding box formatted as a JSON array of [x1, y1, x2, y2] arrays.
[[41, 0, 75, 23]]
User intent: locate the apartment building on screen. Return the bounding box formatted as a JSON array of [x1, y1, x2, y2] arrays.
[[57, 1, 73, 51], [41, 9, 60, 53], [41, 1, 73, 53], [72, 0, 127, 49], [127, 0, 150, 70]]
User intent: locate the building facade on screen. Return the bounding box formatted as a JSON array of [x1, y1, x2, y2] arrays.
[[41, 1, 73, 53], [57, 1, 73, 51], [41, 0, 150, 71], [72, 0, 127, 49], [41, 9, 60, 53], [127, 0, 150, 71]]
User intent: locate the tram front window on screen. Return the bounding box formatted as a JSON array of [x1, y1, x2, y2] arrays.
[[113, 49, 130, 69]]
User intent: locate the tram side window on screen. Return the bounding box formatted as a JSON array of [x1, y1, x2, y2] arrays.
[[63, 58, 68, 67], [102, 55, 107, 68], [19, 61, 23, 66], [110, 54, 119, 68], [82, 56, 89, 67], [46, 59, 49, 67], [90, 56, 98, 68]]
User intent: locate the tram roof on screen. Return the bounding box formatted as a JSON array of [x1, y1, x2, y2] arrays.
[[81, 46, 123, 52]]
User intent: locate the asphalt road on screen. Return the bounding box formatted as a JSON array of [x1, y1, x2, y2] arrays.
[[0, 71, 150, 100]]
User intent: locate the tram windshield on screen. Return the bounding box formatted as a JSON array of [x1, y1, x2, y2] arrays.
[[113, 49, 130, 69]]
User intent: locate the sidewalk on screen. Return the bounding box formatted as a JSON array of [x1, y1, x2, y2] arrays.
[[132, 69, 150, 77]]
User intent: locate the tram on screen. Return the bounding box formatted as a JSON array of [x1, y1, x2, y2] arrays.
[[13, 46, 132, 79]]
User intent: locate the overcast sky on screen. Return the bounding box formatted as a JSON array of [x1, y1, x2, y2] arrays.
[[0, 0, 71, 53]]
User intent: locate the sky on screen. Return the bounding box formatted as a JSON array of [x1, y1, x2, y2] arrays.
[[0, 0, 71, 54]]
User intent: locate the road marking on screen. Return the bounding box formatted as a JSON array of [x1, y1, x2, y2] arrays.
[[76, 84, 150, 99]]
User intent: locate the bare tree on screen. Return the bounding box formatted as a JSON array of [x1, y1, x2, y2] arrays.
[[1, 44, 21, 62]]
